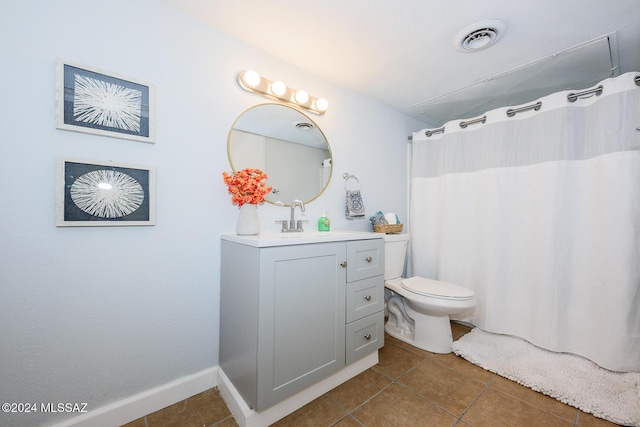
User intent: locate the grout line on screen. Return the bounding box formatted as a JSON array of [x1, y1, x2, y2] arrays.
[[485, 379, 581, 425], [332, 344, 435, 426], [572, 410, 580, 427], [457, 378, 493, 421], [393, 380, 465, 422], [210, 415, 238, 427], [333, 379, 396, 416], [331, 414, 366, 427], [377, 336, 494, 425]]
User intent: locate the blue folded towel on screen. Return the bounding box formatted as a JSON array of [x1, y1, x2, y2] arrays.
[[369, 211, 388, 225]]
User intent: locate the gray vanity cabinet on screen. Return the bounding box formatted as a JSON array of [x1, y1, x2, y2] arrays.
[[220, 236, 384, 412], [220, 240, 346, 411]]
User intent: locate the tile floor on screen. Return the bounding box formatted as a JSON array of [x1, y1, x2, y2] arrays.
[[122, 323, 621, 427]]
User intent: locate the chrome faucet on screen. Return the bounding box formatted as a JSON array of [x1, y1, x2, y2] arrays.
[[289, 199, 305, 231], [276, 199, 306, 232]]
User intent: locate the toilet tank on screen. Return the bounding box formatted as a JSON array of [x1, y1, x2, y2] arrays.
[[383, 233, 409, 280]]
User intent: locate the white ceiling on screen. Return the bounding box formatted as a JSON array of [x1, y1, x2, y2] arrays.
[[159, 0, 640, 125]]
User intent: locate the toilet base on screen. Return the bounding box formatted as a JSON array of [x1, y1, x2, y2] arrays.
[[384, 312, 454, 354], [384, 322, 415, 347]]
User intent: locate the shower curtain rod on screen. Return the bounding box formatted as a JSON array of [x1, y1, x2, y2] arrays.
[[567, 85, 603, 102], [459, 115, 486, 129], [566, 75, 639, 101], [413, 74, 640, 139], [420, 100, 543, 138], [507, 101, 542, 117], [425, 127, 444, 137]]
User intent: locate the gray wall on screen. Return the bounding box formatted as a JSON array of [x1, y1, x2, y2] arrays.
[[0, 0, 423, 425]]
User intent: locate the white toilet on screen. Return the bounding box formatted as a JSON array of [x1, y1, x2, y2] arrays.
[[383, 233, 475, 353]]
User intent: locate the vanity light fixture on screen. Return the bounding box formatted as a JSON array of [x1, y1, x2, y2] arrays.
[[315, 98, 329, 112], [237, 70, 329, 114], [242, 70, 261, 88], [294, 89, 309, 104], [270, 80, 287, 96]]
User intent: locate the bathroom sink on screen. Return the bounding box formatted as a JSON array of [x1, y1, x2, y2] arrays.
[[221, 230, 383, 247], [278, 231, 349, 238]]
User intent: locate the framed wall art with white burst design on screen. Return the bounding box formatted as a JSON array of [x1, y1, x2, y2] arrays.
[[56, 158, 156, 226], [55, 59, 155, 143]]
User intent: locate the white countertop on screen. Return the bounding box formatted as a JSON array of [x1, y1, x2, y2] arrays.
[[221, 230, 384, 247]]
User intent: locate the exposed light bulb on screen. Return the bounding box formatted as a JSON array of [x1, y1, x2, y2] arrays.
[[315, 98, 329, 112], [294, 90, 309, 104], [242, 70, 261, 88], [271, 81, 287, 96], [98, 182, 113, 190]]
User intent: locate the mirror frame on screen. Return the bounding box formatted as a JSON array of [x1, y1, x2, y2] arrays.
[[227, 103, 333, 207]]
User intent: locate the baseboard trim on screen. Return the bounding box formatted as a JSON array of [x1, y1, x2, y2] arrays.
[[218, 352, 378, 427], [51, 367, 218, 427]]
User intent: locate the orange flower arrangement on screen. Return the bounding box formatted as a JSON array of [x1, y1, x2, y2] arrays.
[[222, 168, 272, 207]]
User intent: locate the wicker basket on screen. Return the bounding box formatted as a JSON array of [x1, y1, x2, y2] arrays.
[[372, 223, 403, 234]]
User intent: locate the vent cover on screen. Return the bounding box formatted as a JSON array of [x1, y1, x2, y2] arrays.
[[455, 20, 506, 52], [294, 122, 315, 130]]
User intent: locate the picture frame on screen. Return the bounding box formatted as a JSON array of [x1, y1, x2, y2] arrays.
[[56, 157, 156, 227], [55, 59, 155, 143]]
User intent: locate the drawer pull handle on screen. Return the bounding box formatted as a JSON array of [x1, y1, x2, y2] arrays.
[[340, 261, 347, 268], [364, 334, 372, 341], [365, 256, 373, 263], [364, 295, 372, 301]]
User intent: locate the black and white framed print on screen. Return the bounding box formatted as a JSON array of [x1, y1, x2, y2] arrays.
[[55, 59, 155, 143], [56, 158, 156, 226]]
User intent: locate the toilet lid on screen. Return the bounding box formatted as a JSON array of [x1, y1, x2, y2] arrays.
[[401, 276, 474, 300]]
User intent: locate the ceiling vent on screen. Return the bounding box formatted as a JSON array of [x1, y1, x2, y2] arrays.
[[294, 122, 315, 130], [455, 20, 506, 52]]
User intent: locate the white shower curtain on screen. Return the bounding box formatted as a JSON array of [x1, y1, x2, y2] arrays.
[[410, 72, 640, 372]]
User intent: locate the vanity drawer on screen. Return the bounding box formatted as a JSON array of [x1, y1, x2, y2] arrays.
[[346, 311, 384, 365], [346, 276, 384, 323], [346, 239, 384, 282]]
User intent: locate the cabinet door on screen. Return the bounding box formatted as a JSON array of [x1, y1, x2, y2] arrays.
[[257, 242, 347, 410], [346, 239, 384, 282]]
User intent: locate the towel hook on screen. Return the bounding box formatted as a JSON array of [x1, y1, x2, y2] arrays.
[[343, 173, 361, 191]]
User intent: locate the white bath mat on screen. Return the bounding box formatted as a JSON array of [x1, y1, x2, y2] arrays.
[[452, 328, 640, 426]]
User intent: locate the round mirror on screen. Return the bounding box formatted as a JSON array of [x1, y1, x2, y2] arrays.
[[227, 104, 332, 206]]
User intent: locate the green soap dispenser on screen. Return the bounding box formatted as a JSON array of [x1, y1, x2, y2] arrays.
[[318, 211, 330, 232]]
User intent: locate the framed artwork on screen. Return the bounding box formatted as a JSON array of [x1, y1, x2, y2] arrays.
[[56, 158, 156, 226], [55, 59, 155, 143]]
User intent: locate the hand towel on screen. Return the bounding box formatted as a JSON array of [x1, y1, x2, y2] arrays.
[[384, 212, 398, 224], [345, 189, 366, 219]]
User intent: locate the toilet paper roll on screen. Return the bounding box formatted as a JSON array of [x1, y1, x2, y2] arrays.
[[384, 212, 397, 224]]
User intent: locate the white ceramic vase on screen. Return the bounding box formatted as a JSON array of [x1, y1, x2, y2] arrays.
[[236, 203, 260, 235]]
